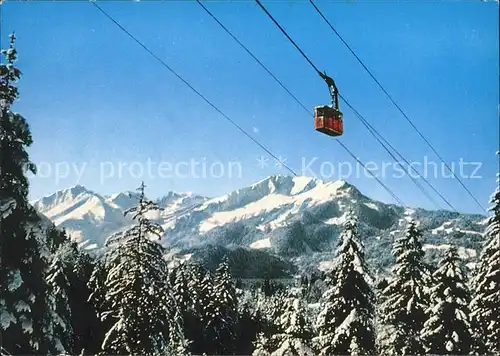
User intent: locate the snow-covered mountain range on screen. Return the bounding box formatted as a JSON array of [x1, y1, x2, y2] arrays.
[[32, 185, 205, 250], [33, 175, 487, 277]]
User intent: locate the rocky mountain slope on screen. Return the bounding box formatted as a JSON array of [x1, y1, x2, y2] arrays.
[[33, 175, 487, 277]]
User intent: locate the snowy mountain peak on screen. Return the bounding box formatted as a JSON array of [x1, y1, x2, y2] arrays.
[[61, 184, 94, 200], [32, 184, 94, 211], [109, 191, 137, 200], [69, 183, 88, 193], [196, 176, 355, 218], [157, 191, 204, 204], [256, 174, 353, 195], [32, 185, 143, 247], [156, 191, 206, 212], [65, 184, 91, 195], [32, 175, 486, 272], [194, 176, 364, 234], [107, 191, 141, 211]]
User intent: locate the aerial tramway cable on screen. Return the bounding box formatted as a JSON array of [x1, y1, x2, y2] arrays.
[[92, 2, 297, 177], [197, 0, 407, 208], [94, 1, 417, 209], [252, 0, 460, 210], [308, 0, 486, 213]]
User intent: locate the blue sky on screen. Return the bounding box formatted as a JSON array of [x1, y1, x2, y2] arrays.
[[2, 0, 498, 214]]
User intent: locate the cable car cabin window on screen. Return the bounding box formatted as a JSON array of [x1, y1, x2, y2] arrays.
[[315, 106, 326, 117]]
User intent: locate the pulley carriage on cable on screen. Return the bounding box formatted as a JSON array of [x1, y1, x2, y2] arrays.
[[314, 71, 343, 137]]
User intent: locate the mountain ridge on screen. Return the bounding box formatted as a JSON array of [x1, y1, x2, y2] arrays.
[[33, 175, 487, 276]]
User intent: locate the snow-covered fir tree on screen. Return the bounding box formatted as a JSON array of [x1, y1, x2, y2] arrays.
[[43, 236, 100, 355], [314, 211, 376, 355], [69, 251, 101, 355], [44, 241, 77, 353], [187, 262, 208, 318], [87, 257, 110, 320], [378, 220, 431, 355], [175, 260, 239, 355], [94, 182, 183, 355], [420, 246, 473, 355], [270, 290, 314, 356], [252, 292, 286, 356], [211, 258, 239, 354], [237, 290, 266, 355], [470, 173, 500, 354], [253, 332, 273, 356], [250, 290, 284, 355], [0, 33, 66, 355], [170, 261, 192, 314], [214, 258, 238, 317], [189, 263, 238, 354], [87, 232, 130, 351], [198, 269, 222, 354], [172, 262, 210, 354], [171, 260, 231, 354]]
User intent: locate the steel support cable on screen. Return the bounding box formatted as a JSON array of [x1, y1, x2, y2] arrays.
[[92, 1, 406, 217], [309, 0, 485, 213], [196, 0, 311, 115], [339, 94, 456, 211], [92, 2, 297, 177], [254, 0, 459, 209], [255, 0, 323, 75], [336, 139, 405, 207], [96, 0, 433, 210], [230, 1, 408, 207], [201, 0, 406, 206]]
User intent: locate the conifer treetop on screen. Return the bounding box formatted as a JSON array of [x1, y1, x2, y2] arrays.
[[0, 32, 22, 107], [431, 246, 467, 290], [485, 172, 499, 242], [469, 169, 500, 354], [335, 209, 372, 284], [421, 245, 472, 355], [314, 211, 376, 355], [1, 33, 36, 205], [393, 220, 423, 253], [1, 33, 68, 355]]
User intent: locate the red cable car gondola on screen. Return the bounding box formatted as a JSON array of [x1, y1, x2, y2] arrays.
[[314, 71, 343, 137]]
